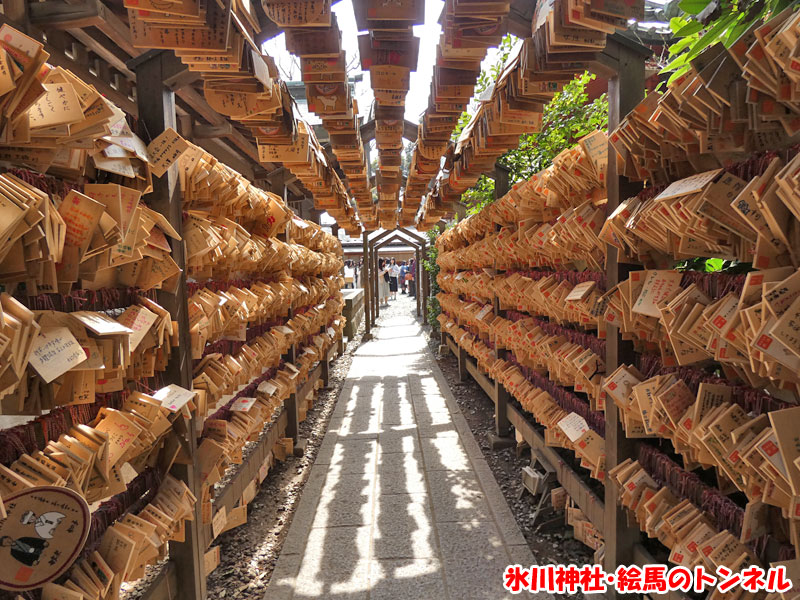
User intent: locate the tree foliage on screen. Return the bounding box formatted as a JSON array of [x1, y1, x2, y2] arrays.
[[661, 0, 795, 85], [462, 176, 495, 215], [451, 34, 517, 142], [458, 72, 609, 214], [475, 34, 517, 95], [422, 226, 441, 331], [499, 72, 609, 181]]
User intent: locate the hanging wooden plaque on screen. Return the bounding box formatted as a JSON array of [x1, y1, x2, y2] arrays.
[[0, 486, 90, 591]]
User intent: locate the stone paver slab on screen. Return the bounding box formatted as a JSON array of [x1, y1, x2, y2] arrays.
[[377, 426, 420, 454], [263, 298, 540, 600], [369, 559, 446, 600], [376, 468, 428, 495], [426, 469, 493, 523], [420, 436, 472, 471], [372, 493, 435, 559]]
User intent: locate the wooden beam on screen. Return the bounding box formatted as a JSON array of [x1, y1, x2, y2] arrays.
[[139, 562, 178, 600], [43, 30, 138, 114], [506, 403, 606, 532], [210, 409, 288, 541], [360, 119, 419, 143], [2, 0, 28, 31], [402, 119, 418, 142], [465, 359, 495, 399], [174, 87, 260, 162], [192, 123, 235, 139], [255, 18, 282, 46], [29, 0, 101, 26], [163, 68, 202, 92], [0, 13, 138, 114], [93, 1, 141, 58], [63, 27, 136, 79], [34, 0, 301, 196], [603, 36, 646, 592], [30, 0, 142, 58], [507, 10, 532, 38]]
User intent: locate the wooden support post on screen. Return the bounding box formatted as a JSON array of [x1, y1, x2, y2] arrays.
[[415, 247, 421, 317], [603, 36, 647, 586], [280, 302, 300, 441], [285, 393, 300, 441], [372, 244, 380, 322], [422, 244, 431, 317], [134, 50, 205, 600], [372, 246, 378, 321], [321, 352, 330, 388], [494, 162, 511, 198], [285, 346, 300, 441], [362, 231, 372, 341], [457, 344, 468, 382], [370, 237, 376, 328], [421, 241, 429, 323], [2, 0, 29, 31], [492, 289, 513, 446], [495, 384, 511, 437]]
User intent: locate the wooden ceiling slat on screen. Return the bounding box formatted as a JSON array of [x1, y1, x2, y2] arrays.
[[66, 27, 135, 78], [30, 0, 141, 57]]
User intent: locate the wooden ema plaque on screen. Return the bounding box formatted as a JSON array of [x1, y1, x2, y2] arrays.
[[0, 486, 90, 591]]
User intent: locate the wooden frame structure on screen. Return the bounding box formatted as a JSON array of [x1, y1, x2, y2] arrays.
[[362, 227, 429, 329], [436, 34, 679, 599], [0, 0, 693, 595], [0, 3, 351, 598]]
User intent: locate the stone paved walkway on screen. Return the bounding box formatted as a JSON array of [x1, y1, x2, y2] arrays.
[[264, 295, 541, 600]]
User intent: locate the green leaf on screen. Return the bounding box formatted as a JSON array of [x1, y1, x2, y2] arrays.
[[670, 16, 689, 32], [661, 52, 689, 72], [669, 35, 696, 54], [723, 15, 750, 47], [685, 14, 737, 61], [705, 258, 725, 272], [675, 20, 704, 36], [678, 0, 711, 14], [666, 64, 691, 85]]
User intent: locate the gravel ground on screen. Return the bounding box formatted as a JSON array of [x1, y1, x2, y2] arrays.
[[205, 327, 362, 599], [121, 317, 364, 600], [426, 320, 594, 574]]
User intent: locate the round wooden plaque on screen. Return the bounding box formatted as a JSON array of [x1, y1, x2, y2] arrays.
[[0, 486, 90, 591]]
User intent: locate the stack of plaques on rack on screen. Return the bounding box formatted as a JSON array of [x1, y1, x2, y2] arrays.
[[125, 0, 362, 234], [0, 22, 349, 594], [355, 0, 423, 229], [419, 0, 640, 226], [611, 7, 800, 184], [403, 0, 509, 225], [274, 9, 371, 233], [259, 120, 362, 235]]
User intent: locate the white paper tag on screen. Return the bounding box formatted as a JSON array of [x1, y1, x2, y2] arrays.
[[557, 413, 590, 443]]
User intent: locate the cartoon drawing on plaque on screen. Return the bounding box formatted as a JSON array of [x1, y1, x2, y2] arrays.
[[0, 510, 66, 567], [21, 510, 65, 540], [0, 535, 48, 567], [0, 487, 90, 591]]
